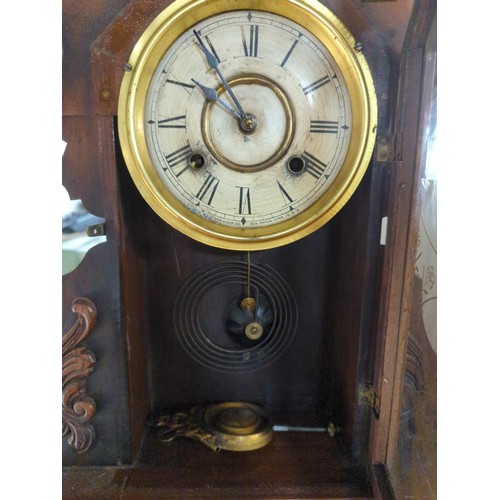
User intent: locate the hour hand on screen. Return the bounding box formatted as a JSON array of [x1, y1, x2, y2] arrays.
[[191, 79, 242, 120]]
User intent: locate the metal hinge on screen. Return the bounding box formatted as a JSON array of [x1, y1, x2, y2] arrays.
[[376, 134, 403, 162], [86, 223, 106, 237], [358, 383, 381, 419]]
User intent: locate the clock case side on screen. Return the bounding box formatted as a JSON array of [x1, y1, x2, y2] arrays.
[[369, 1, 437, 497], [62, 114, 135, 466]]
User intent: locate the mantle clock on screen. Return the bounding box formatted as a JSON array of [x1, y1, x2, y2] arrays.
[[62, 0, 437, 497]]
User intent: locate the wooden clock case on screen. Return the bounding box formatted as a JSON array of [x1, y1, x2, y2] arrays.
[[62, 0, 436, 497]]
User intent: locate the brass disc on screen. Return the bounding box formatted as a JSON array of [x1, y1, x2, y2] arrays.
[[201, 402, 273, 451], [216, 406, 261, 434]]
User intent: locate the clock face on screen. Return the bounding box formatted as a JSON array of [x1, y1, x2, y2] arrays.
[[119, 0, 377, 250], [145, 10, 351, 230]]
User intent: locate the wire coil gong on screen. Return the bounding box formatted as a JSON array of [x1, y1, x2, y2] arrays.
[[174, 261, 298, 373]]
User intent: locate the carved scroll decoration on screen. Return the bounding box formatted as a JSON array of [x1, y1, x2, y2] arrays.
[[62, 297, 97, 453]]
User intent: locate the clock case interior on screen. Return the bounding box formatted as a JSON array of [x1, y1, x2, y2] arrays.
[[62, 0, 436, 497]]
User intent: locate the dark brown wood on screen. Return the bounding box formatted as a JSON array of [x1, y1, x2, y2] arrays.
[[62, 115, 133, 466], [369, 0, 437, 474], [90, 0, 175, 116], [385, 9, 436, 498], [63, 432, 373, 499], [328, 165, 388, 458], [370, 464, 396, 500], [62, 298, 98, 453], [62, 0, 130, 115], [115, 143, 153, 457], [320, 1, 415, 55]]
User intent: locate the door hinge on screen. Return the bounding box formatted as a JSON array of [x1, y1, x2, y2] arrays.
[[358, 383, 381, 419], [86, 222, 106, 237], [376, 134, 403, 162]]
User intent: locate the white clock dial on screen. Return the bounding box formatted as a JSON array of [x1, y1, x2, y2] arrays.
[[144, 10, 352, 229]]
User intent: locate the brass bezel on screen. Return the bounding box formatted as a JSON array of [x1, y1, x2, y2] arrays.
[[118, 0, 378, 251]]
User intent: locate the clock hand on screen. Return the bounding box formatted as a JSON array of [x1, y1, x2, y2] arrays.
[[193, 30, 246, 119], [191, 79, 242, 120]]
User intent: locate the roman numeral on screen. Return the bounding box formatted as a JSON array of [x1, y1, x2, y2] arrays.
[[196, 173, 219, 206], [303, 151, 328, 180], [310, 120, 339, 134], [165, 145, 192, 170], [302, 76, 330, 96], [158, 115, 186, 129], [242, 25, 259, 57], [280, 39, 299, 67], [277, 181, 294, 204], [238, 187, 252, 215]]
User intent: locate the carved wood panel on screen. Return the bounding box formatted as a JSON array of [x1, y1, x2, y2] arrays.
[[62, 298, 98, 454]]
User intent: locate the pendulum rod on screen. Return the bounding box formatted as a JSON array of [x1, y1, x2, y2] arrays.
[[247, 251, 251, 299], [241, 251, 256, 312]]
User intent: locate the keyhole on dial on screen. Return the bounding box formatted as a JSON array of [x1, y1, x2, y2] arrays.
[[189, 152, 206, 169], [287, 156, 306, 174]]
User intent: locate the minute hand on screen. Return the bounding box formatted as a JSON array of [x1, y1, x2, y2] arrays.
[[193, 30, 246, 118]]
